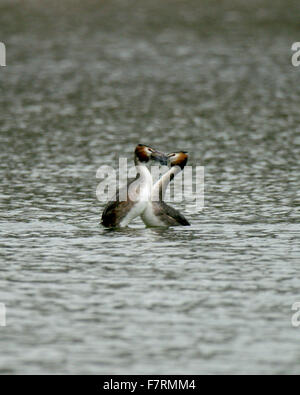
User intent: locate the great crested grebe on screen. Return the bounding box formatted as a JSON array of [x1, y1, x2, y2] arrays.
[[101, 144, 167, 228], [141, 151, 190, 227]]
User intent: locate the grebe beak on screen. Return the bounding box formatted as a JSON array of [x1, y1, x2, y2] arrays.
[[151, 150, 168, 166]]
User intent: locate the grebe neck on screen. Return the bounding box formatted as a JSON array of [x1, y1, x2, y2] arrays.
[[152, 165, 182, 202], [128, 161, 153, 203]]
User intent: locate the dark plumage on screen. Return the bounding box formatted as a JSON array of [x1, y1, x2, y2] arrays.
[[152, 201, 190, 226], [101, 180, 135, 228]]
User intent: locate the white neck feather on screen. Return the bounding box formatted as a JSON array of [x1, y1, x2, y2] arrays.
[[128, 162, 153, 203], [152, 166, 182, 201]]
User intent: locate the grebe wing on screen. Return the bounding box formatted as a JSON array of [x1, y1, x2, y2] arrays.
[[101, 199, 135, 228], [152, 201, 190, 226], [101, 178, 135, 228]]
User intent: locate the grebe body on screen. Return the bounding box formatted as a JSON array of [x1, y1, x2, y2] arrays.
[[141, 151, 190, 227]]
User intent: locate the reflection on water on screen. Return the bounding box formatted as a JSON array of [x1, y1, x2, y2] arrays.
[[0, 0, 300, 374]]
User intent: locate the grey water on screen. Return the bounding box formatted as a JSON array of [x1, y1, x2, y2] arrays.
[[0, 0, 300, 374]]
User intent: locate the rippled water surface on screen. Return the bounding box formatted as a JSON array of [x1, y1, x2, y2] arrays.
[[1, 0, 300, 374]]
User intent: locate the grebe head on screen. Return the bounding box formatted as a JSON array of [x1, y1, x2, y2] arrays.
[[167, 151, 188, 169], [135, 144, 167, 165]]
